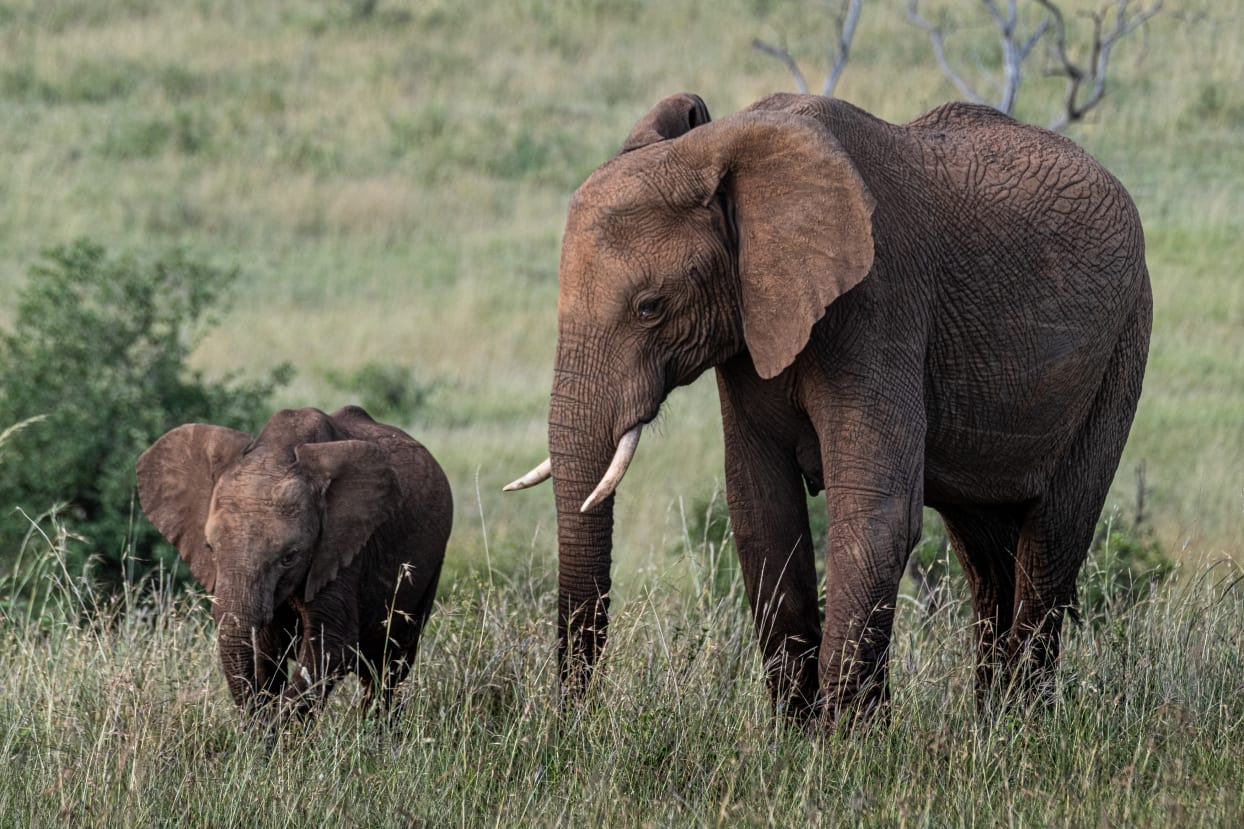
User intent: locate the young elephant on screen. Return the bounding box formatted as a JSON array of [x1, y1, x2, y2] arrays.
[[137, 405, 451, 718]]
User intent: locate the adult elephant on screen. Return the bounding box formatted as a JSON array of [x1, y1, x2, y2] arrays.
[[138, 405, 452, 719], [507, 92, 1151, 723]]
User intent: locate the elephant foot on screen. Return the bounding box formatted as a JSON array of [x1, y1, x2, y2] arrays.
[[814, 668, 892, 734]]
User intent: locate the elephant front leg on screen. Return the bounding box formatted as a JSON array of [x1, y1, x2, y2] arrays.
[[818, 501, 911, 723], [280, 605, 357, 720], [817, 444, 925, 725], [721, 427, 822, 720]]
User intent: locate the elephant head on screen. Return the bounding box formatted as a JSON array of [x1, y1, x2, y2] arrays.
[[137, 408, 399, 707], [507, 94, 876, 688]]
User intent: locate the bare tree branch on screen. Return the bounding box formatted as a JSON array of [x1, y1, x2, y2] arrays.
[[905, 0, 988, 105], [760, 0, 1163, 131], [982, 0, 1052, 113], [1039, 0, 1164, 131], [752, 37, 810, 95], [824, 0, 864, 97], [907, 0, 1161, 130], [753, 0, 864, 99]]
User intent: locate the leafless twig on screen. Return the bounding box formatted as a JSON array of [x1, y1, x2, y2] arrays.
[[985, 0, 1052, 113], [906, 0, 987, 105], [907, 0, 1162, 131], [753, 0, 864, 98], [824, 0, 864, 96], [1039, 0, 1164, 131], [907, 0, 1050, 113], [751, 37, 811, 95]]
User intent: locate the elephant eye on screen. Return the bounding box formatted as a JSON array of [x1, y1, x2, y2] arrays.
[[636, 296, 665, 322], [280, 549, 300, 568]]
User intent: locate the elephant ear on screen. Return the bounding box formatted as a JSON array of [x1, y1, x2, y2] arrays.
[[136, 424, 252, 593], [295, 439, 400, 603], [674, 109, 875, 379], [620, 92, 711, 153]]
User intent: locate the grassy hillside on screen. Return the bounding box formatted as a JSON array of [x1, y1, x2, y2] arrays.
[[0, 0, 1240, 575]]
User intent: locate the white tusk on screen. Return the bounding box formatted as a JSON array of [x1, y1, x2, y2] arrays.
[[580, 425, 642, 513], [503, 458, 552, 492]]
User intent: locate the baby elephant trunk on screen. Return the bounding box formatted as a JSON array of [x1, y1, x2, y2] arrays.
[[213, 583, 277, 711]]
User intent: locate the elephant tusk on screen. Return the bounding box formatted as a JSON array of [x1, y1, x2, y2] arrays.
[[503, 458, 552, 492], [580, 425, 642, 513]]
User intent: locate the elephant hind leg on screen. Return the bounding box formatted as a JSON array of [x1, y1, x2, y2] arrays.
[[937, 503, 1023, 702], [359, 654, 416, 717], [1009, 300, 1150, 699]]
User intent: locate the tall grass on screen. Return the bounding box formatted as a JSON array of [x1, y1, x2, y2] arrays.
[[1, 521, 1241, 826]]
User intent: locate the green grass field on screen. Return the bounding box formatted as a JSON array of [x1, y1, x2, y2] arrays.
[[1, 1, 1242, 824]]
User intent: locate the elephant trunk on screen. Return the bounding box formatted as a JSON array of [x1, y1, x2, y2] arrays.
[[212, 580, 274, 711], [548, 373, 622, 694], [217, 626, 259, 710]]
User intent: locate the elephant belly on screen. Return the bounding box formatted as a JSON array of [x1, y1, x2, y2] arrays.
[[924, 425, 1068, 506], [922, 342, 1109, 505]]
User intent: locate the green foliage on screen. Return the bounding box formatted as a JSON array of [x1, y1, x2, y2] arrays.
[[1080, 514, 1175, 619], [0, 240, 290, 591], [322, 361, 435, 424]]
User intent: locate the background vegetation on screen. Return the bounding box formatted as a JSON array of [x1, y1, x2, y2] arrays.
[[0, 0, 1240, 824], [0, 240, 288, 588], [0, 0, 1239, 577]]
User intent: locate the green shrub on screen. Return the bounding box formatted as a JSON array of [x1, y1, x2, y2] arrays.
[[0, 240, 291, 592], [1079, 512, 1175, 619], [322, 361, 434, 424]]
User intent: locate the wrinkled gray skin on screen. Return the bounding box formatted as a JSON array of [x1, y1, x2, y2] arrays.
[[527, 93, 1151, 724], [138, 406, 451, 719]]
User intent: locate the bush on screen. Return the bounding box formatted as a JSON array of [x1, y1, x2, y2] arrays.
[[0, 240, 291, 592], [1079, 512, 1175, 619], [322, 360, 434, 424]]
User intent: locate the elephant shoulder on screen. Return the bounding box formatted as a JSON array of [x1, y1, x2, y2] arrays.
[[329, 405, 415, 447], [906, 102, 1101, 170], [329, 406, 427, 475], [328, 404, 379, 430], [906, 102, 1082, 153], [746, 92, 824, 117]]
